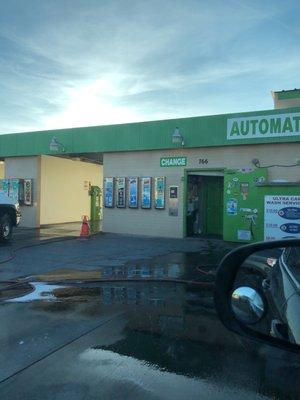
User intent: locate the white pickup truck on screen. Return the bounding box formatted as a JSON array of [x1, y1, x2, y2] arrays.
[[0, 193, 21, 242]]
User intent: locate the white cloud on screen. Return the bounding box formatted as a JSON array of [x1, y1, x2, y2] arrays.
[[43, 76, 144, 129], [0, 0, 299, 133]]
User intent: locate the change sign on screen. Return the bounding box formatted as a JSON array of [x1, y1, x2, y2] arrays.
[[227, 112, 300, 140], [160, 157, 187, 167]]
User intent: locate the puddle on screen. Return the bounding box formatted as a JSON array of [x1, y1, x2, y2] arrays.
[[1, 250, 228, 305], [2, 280, 213, 308], [1, 251, 298, 399], [0, 249, 299, 399], [5, 282, 66, 303], [77, 347, 269, 400], [1, 279, 221, 363], [32, 250, 227, 285]]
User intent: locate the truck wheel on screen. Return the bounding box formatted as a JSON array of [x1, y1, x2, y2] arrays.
[[0, 214, 13, 242]]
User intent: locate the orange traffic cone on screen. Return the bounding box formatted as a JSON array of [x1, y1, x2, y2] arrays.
[[78, 215, 90, 239]]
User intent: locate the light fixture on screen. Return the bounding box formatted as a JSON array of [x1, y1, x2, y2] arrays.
[[251, 158, 260, 168], [50, 137, 65, 152], [172, 127, 185, 146]]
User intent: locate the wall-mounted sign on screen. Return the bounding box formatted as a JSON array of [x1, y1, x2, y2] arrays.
[[84, 180, 91, 190], [169, 185, 179, 216], [227, 112, 300, 140], [237, 229, 251, 241], [116, 177, 126, 208], [160, 157, 187, 167], [104, 177, 114, 207], [154, 177, 165, 209], [240, 182, 249, 200], [264, 195, 300, 240], [141, 177, 152, 209], [226, 198, 238, 215], [128, 177, 138, 208]]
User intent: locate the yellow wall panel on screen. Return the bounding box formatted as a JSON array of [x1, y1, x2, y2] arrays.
[[0, 162, 4, 178], [40, 156, 102, 224]]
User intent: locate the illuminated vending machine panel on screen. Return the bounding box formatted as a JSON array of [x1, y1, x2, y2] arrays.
[[0, 179, 10, 198], [9, 178, 23, 203], [23, 179, 33, 206], [0, 178, 33, 205]]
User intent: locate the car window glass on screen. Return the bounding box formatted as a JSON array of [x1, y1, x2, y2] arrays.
[[285, 247, 300, 277]]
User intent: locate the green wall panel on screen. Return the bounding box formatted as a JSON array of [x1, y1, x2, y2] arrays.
[[223, 170, 300, 243], [223, 168, 268, 243]]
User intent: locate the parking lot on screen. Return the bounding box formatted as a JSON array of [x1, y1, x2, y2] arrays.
[[0, 229, 299, 399]]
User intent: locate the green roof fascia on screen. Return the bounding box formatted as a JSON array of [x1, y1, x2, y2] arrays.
[[1, 106, 300, 157], [277, 90, 300, 100]]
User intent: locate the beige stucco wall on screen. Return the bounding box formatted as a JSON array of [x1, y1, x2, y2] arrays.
[[0, 162, 4, 178], [5, 156, 40, 228], [103, 142, 300, 238], [40, 156, 102, 225], [103, 151, 184, 238]]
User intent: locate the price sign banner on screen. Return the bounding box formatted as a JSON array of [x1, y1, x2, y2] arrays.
[[264, 195, 300, 240]]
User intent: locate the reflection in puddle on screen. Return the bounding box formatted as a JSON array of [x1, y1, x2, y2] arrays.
[[3, 281, 212, 309], [33, 250, 228, 284], [6, 282, 66, 303], [102, 262, 185, 280], [2, 280, 215, 341], [77, 348, 268, 400]]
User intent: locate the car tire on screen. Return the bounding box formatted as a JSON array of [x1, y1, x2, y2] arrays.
[[0, 214, 13, 243]]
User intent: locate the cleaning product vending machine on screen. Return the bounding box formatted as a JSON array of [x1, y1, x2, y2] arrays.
[[0, 178, 32, 205], [223, 168, 268, 243]]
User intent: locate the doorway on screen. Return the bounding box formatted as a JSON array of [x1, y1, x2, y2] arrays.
[[186, 174, 224, 237]]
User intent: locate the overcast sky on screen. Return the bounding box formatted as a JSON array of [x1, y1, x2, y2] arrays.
[[0, 0, 299, 134]]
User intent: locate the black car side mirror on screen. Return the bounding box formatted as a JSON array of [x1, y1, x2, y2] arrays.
[[214, 239, 300, 352]]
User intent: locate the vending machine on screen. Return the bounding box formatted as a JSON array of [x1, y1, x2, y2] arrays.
[[90, 186, 102, 221], [0, 178, 33, 205], [9, 178, 23, 203], [223, 168, 268, 243], [89, 186, 102, 233], [0, 179, 10, 198], [23, 179, 33, 205]]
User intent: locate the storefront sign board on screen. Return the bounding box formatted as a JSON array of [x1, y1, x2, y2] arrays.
[[227, 112, 300, 140]]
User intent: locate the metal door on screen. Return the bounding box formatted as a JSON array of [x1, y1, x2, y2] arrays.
[[204, 177, 224, 235]]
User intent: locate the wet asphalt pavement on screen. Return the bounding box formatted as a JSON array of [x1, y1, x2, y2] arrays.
[[0, 230, 299, 399]]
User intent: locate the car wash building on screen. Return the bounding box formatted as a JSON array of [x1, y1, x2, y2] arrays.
[[0, 89, 299, 243]]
